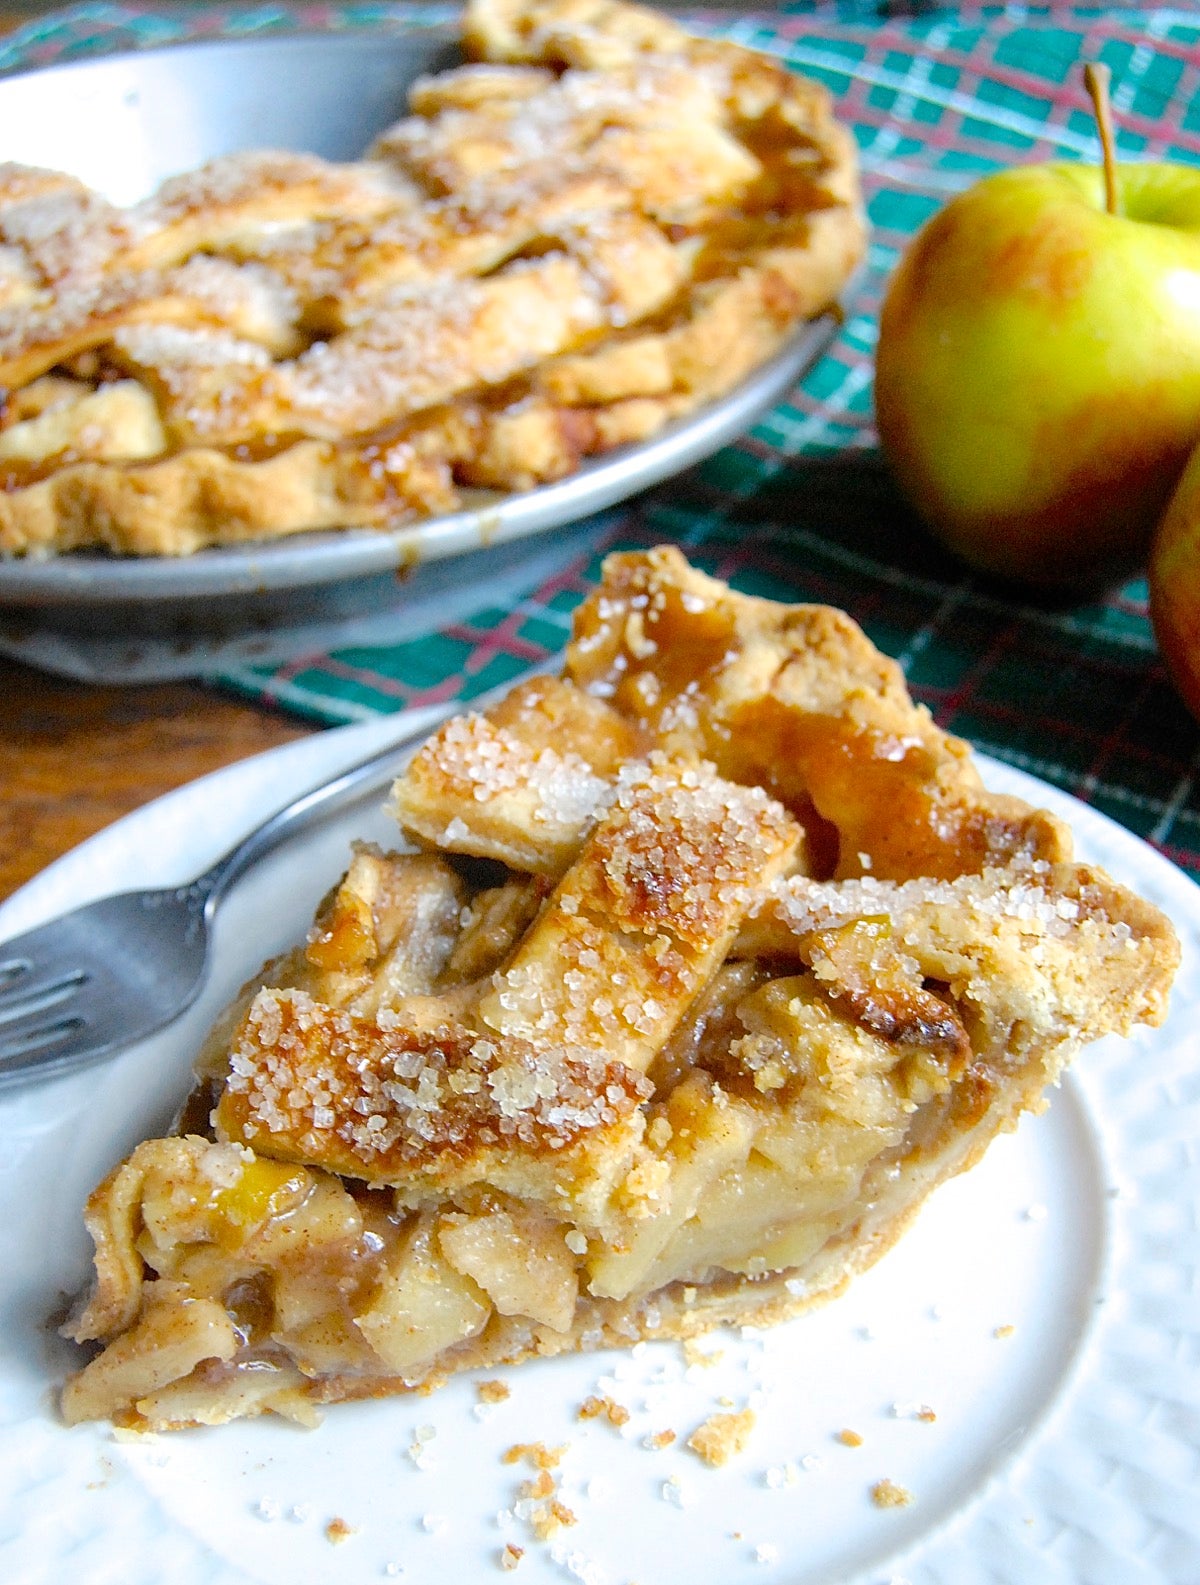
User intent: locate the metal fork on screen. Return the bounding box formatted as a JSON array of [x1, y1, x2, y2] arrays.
[[0, 689, 489, 1091]]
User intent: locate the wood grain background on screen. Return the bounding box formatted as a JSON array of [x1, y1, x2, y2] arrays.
[[0, 661, 308, 901]]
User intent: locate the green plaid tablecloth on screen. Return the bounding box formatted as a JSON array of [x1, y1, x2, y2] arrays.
[[6, 2, 1200, 880]]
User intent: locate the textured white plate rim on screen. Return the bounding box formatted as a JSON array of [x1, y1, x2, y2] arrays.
[[0, 719, 1197, 1585]]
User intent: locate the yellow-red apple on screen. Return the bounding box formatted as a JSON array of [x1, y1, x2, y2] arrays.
[[1149, 435, 1200, 721], [875, 161, 1200, 587]]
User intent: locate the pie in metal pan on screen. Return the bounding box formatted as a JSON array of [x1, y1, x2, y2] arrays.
[[0, 0, 865, 602]]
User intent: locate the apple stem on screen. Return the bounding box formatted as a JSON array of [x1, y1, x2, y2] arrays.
[[1083, 62, 1120, 217]]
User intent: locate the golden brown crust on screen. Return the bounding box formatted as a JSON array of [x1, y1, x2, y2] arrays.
[[474, 759, 802, 1071], [566, 546, 1072, 880], [216, 991, 652, 1180], [60, 548, 1179, 1431], [390, 674, 648, 876], [0, 0, 864, 558]]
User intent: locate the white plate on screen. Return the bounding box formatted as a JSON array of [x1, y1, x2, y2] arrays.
[[0, 724, 1197, 1585]]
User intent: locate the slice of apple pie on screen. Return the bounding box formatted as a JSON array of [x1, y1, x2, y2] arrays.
[[61, 548, 1178, 1430]]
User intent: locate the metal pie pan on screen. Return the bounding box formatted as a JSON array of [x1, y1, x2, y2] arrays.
[[0, 27, 842, 626]]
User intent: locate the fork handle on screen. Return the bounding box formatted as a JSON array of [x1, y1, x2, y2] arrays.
[[195, 661, 556, 911], [193, 699, 461, 913]]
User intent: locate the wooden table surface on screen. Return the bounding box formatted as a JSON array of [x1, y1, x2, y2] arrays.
[[0, 660, 311, 903], [0, 4, 312, 905]]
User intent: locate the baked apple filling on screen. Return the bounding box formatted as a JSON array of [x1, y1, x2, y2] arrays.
[[61, 548, 1177, 1429]]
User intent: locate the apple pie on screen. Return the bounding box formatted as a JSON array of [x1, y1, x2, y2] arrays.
[[0, 0, 864, 557], [61, 547, 1178, 1430]]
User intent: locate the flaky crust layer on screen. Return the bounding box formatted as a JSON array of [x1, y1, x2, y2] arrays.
[[60, 551, 1179, 1431]]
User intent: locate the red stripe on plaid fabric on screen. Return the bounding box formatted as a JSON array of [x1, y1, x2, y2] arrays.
[[918, 681, 1190, 779], [1151, 835, 1200, 872], [266, 652, 448, 707], [777, 17, 1200, 162], [899, 28, 1200, 155], [420, 519, 634, 697], [1054, 671, 1163, 809], [1111, 589, 1152, 618], [439, 621, 549, 667]]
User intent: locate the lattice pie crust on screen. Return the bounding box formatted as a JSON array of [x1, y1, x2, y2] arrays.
[[0, 0, 864, 557], [61, 548, 1178, 1430]]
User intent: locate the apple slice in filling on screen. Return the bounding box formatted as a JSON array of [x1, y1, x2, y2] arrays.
[[59, 551, 1177, 1430]]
